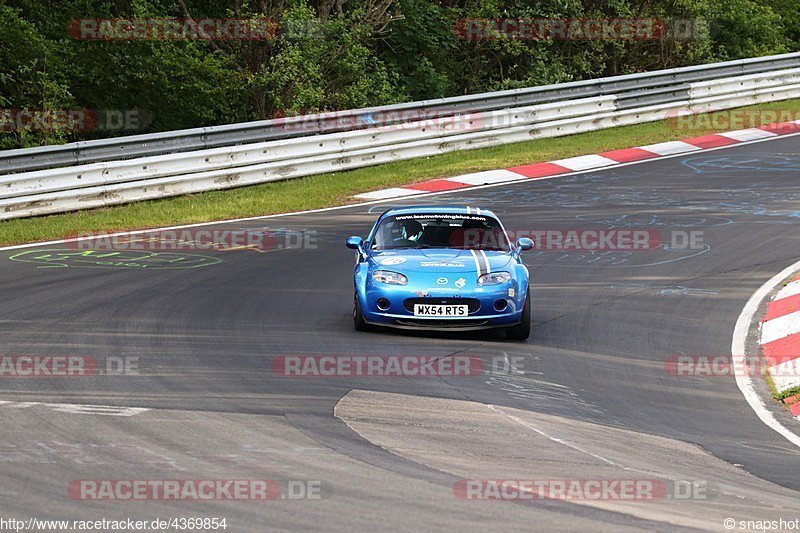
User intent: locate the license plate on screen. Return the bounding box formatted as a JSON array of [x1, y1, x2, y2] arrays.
[[413, 304, 469, 317]]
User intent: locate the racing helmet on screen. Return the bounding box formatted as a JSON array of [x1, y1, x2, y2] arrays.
[[391, 219, 423, 243]]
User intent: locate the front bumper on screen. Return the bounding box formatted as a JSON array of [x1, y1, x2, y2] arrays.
[[359, 283, 525, 331]]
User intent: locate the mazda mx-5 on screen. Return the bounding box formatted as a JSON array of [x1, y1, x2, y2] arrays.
[[346, 206, 532, 339]]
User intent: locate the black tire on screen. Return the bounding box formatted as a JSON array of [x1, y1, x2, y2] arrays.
[[506, 289, 530, 340], [353, 293, 369, 331]]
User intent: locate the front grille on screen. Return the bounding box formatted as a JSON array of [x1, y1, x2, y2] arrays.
[[403, 297, 481, 314]]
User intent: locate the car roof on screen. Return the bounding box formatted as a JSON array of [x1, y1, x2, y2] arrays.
[[379, 205, 498, 218]]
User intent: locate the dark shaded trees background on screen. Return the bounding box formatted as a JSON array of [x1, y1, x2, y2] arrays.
[[1, 0, 797, 148]]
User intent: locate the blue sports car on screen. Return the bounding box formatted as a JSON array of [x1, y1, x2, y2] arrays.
[[346, 206, 533, 339]]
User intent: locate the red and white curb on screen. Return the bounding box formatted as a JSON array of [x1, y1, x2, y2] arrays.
[[355, 123, 799, 200], [760, 274, 800, 419]]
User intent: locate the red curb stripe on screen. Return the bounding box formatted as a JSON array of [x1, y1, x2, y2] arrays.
[[785, 393, 800, 406], [406, 179, 470, 192], [765, 293, 800, 322], [762, 332, 800, 367], [682, 134, 739, 149], [507, 162, 571, 178], [759, 122, 800, 135], [765, 353, 800, 368], [357, 118, 800, 201], [791, 403, 800, 417], [599, 148, 659, 163]]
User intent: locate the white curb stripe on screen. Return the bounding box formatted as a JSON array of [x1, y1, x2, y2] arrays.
[[761, 310, 800, 345], [443, 170, 524, 185], [355, 187, 426, 200], [717, 128, 779, 142], [769, 359, 800, 393], [638, 140, 702, 156], [774, 280, 800, 301], [551, 154, 619, 171]]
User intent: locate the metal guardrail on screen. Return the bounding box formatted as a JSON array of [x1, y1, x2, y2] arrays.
[[1, 52, 799, 174], [1, 55, 799, 220], [0, 97, 616, 201]]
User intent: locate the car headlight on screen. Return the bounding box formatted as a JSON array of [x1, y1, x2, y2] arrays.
[[477, 271, 511, 286], [373, 270, 408, 285]]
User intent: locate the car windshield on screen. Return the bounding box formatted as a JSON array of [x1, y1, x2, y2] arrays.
[[371, 213, 510, 251]]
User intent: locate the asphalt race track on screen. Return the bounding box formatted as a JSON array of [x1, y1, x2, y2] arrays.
[[2, 136, 800, 530]]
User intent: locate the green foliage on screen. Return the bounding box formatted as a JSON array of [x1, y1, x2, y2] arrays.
[[0, 0, 797, 149], [243, 5, 404, 118], [0, 2, 73, 147], [774, 384, 800, 401]]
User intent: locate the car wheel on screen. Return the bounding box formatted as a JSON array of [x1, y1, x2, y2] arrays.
[[506, 289, 530, 341], [354, 293, 369, 331]]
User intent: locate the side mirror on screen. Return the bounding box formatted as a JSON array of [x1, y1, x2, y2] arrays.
[[516, 237, 534, 251], [346, 236, 363, 250]]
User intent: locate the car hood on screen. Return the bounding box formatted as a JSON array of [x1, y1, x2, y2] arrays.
[[368, 249, 513, 274]]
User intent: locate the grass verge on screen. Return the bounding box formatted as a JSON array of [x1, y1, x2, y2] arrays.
[[774, 384, 800, 402], [2, 99, 800, 246]]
